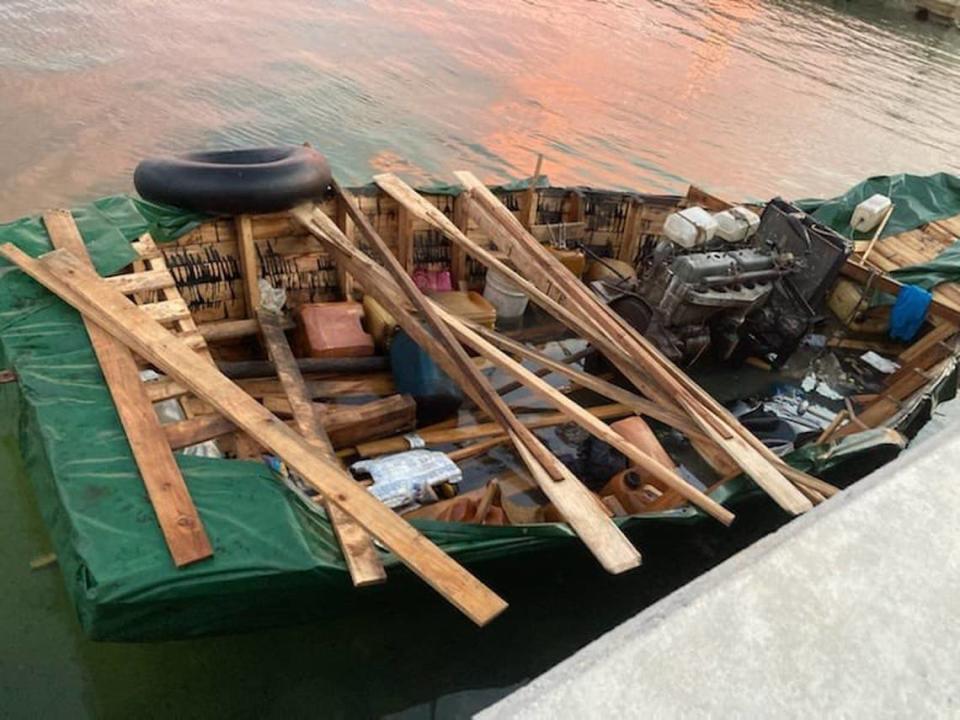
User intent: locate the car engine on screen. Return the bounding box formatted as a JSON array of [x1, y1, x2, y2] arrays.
[[594, 198, 850, 366]]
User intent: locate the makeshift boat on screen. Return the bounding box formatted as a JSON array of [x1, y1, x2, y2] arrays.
[[1, 148, 958, 640]]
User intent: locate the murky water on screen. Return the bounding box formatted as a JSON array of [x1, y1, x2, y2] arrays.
[[1, 0, 959, 223], [2, 1, 960, 717]]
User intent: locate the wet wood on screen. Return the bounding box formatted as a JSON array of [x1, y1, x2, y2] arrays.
[[258, 309, 386, 587], [43, 210, 212, 568], [1, 243, 507, 627]]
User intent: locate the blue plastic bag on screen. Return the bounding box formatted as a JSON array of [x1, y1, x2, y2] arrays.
[[889, 284, 932, 342]]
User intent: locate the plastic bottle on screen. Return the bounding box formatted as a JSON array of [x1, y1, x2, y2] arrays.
[[663, 206, 718, 248], [713, 206, 761, 243], [850, 194, 892, 233]]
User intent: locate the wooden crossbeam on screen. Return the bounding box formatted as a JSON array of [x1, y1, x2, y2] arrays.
[[41, 211, 212, 567], [1, 243, 507, 626]]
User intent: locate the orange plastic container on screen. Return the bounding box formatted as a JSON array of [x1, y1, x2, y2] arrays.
[[295, 302, 375, 358]]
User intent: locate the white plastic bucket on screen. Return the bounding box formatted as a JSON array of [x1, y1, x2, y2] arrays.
[[483, 269, 529, 318]]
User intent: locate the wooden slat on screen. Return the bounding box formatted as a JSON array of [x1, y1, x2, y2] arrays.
[[235, 214, 260, 315], [356, 403, 632, 457], [2, 243, 506, 626], [105, 268, 177, 295], [618, 200, 640, 263], [41, 210, 212, 567], [529, 222, 586, 244], [130, 236, 162, 259], [141, 298, 192, 325], [164, 414, 237, 449], [258, 309, 386, 587]]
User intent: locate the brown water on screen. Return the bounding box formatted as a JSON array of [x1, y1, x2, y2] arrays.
[[1, 0, 959, 223], [2, 1, 960, 717]]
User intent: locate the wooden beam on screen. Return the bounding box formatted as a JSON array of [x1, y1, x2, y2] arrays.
[[618, 200, 641, 263], [105, 268, 177, 295], [258, 309, 386, 587], [235, 214, 260, 315], [261, 394, 416, 448], [1, 243, 507, 627], [529, 222, 586, 244], [840, 260, 960, 326], [42, 210, 212, 567], [163, 394, 411, 450], [356, 403, 631, 457]]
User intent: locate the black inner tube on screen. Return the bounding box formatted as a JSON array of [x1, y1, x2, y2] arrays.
[[134, 145, 333, 215]]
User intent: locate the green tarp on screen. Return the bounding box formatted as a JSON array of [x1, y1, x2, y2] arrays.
[[799, 172, 960, 240], [0, 179, 951, 641], [799, 171, 960, 297]]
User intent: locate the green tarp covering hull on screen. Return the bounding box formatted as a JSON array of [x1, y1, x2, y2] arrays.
[[0, 175, 957, 641]]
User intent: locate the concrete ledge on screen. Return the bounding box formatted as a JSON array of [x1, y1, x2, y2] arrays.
[[479, 403, 960, 718]]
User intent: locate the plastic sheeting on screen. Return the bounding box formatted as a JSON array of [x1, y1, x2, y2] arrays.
[[0, 189, 938, 641]]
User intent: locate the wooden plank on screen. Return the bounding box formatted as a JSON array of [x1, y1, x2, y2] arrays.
[[235, 214, 260, 315], [357, 403, 632, 457], [141, 298, 192, 325], [529, 222, 586, 244], [42, 210, 212, 567], [397, 204, 414, 272], [163, 395, 409, 450], [199, 317, 292, 343], [618, 200, 641, 263], [1, 243, 507, 626], [898, 322, 957, 364], [451, 193, 469, 287], [333, 192, 356, 298], [130, 237, 162, 259], [295, 201, 642, 574], [105, 268, 177, 295], [258, 309, 386, 587], [840, 260, 960, 326], [164, 413, 237, 449], [261, 394, 416, 448]]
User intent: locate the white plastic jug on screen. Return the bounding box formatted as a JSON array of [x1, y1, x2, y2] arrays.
[[850, 194, 892, 233], [663, 207, 717, 249], [713, 206, 760, 243]]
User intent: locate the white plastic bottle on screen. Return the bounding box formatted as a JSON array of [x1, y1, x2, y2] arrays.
[[663, 207, 718, 249], [713, 206, 761, 243], [850, 194, 892, 233]]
